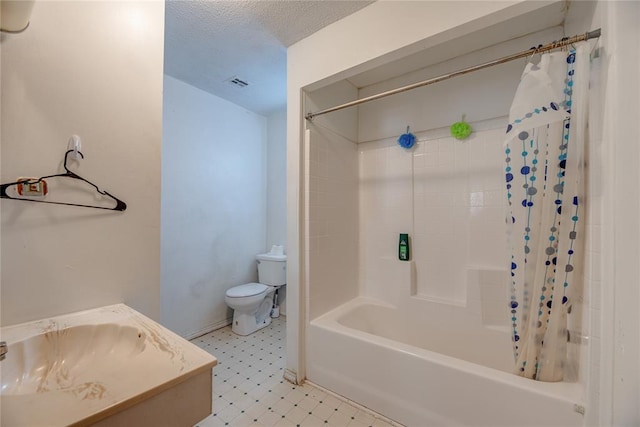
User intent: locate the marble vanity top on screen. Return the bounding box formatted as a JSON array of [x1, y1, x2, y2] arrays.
[[0, 304, 217, 426]]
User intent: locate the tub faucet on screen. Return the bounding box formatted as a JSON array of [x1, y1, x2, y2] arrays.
[[0, 341, 7, 361]]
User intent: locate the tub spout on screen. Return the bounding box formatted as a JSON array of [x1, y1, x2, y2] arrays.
[[0, 341, 6, 361]]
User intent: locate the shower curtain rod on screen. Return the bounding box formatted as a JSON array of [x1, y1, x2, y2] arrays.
[[305, 29, 601, 121]]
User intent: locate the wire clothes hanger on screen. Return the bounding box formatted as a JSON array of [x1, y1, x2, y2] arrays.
[[0, 149, 127, 211]]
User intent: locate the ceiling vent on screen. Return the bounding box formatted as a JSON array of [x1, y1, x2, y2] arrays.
[[227, 76, 249, 88]]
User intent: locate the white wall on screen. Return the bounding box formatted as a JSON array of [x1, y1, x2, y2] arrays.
[[305, 125, 359, 320], [287, 0, 568, 383], [161, 75, 267, 338], [0, 1, 164, 325], [586, 2, 639, 425], [357, 27, 560, 310], [266, 109, 287, 314], [609, 4, 640, 423], [359, 123, 508, 304], [564, 2, 640, 425], [266, 110, 287, 250], [304, 80, 360, 321], [357, 25, 562, 142]]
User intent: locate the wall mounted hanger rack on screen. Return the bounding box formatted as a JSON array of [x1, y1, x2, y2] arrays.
[[305, 29, 601, 121], [0, 149, 127, 211]]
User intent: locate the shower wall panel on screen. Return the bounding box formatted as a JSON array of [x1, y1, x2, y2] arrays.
[[358, 140, 413, 299], [359, 123, 508, 310], [306, 127, 359, 320]]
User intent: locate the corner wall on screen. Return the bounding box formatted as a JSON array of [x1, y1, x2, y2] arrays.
[[563, 1, 640, 425], [305, 125, 359, 320], [0, 1, 164, 325], [267, 109, 288, 315], [592, 2, 640, 424], [304, 80, 360, 321], [267, 110, 287, 251], [161, 75, 268, 338]]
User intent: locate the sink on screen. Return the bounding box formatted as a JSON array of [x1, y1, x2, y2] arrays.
[[1, 324, 146, 396], [0, 304, 217, 426]]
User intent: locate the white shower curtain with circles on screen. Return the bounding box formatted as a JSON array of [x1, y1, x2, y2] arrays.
[[504, 43, 589, 382]]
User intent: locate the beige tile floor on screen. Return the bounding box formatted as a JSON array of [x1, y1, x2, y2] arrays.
[[192, 316, 399, 427]]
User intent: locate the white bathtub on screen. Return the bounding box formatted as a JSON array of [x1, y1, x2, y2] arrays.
[[307, 297, 584, 426]]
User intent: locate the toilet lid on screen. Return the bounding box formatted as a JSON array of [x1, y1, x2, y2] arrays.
[[226, 283, 269, 298]]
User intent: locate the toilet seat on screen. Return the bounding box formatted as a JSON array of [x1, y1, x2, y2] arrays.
[[226, 283, 269, 298]]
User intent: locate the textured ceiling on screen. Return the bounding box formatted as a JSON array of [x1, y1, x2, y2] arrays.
[[164, 1, 374, 116]]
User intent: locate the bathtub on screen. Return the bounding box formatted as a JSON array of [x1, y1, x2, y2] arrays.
[[307, 297, 584, 426]]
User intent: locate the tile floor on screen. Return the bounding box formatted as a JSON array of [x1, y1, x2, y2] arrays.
[[192, 316, 400, 427]]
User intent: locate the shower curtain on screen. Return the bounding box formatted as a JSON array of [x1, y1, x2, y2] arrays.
[[504, 43, 590, 382]]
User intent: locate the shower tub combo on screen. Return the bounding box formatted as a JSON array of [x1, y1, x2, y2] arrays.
[[307, 297, 584, 426]]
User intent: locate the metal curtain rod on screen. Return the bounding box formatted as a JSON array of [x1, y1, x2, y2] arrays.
[[305, 29, 601, 121]]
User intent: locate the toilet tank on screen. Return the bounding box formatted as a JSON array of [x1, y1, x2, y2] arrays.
[[256, 253, 286, 286]]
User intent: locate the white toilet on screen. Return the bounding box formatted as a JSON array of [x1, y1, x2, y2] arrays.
[[225, 253, 286, 336]]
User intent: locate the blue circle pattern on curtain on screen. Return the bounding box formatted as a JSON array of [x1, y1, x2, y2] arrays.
[[504, 48, 581, 381]]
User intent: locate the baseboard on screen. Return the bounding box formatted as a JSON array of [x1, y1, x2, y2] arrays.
[[185, 313, 285, 340], [283, 368, 299, 385], [304, 380, 404, 427], [185, 318, 232, 340]]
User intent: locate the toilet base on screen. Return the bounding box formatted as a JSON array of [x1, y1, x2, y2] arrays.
[[230, 297, 274, 336], [232, 312, 272, 336]]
